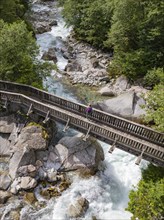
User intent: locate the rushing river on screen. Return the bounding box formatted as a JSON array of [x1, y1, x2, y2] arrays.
[[30, 1, 147, 219]]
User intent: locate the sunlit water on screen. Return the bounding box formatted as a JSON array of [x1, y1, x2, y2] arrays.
[[31, 1, 148, 219]]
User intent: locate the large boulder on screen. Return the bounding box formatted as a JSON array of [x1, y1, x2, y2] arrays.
[[19, 176, 37, 190], [13, 125, 47, 151], [10, 176, 37, 194], [47, 134, 104, 175], [9, 125, 48, 179], [98, 86, 115, 97], [17, 164, 37, 178], [0, 173, 12, 190], [41, 48, 57, 63], [0, 134, 10, 156], [0, 115, 16, 133], [95, 91, 146, 120], [9, 150, 36, 179], [98, 75, 130, 96], [0, 190, 11, 204], [35, 22, 51, 34], [65, 60, 82, 72]]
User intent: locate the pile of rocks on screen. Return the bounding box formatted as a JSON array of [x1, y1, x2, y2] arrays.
[[63, 35, 112, 86], [0, 112, 104, 219], [27, 0, 58, 34]]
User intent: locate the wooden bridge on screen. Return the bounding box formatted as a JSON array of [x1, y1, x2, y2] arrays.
[[0, 80, 163, 167]]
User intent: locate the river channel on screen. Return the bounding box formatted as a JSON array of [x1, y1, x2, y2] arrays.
[[28, 1, 146, 219]]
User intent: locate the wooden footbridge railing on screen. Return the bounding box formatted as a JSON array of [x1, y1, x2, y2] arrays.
[[0, 80, 163, 167]]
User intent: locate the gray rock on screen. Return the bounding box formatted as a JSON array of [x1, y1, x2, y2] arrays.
[[133, 95, 146, 118], [0, 134, 10, 156], [0, 115, 16, 133], [0, 190, 11, 204], [42, 48, 57, 63], [113, 75, 129, 93], [20, 176, 37, 190], [49, 20, 57, 26], [98, 86, 115, 96], [53, 134, 104, 174], [98, 75, 130, 96], [67, 197, 89, 218], [14, 125, 47, 151], [36, 150, 49, 163], [10, 178, 21, 194], [47, 169, 57, 182], [96, 92, 134, 117], [95, 91, 146, 120], [37, 167, 47, 180], [90, 57, 99, 68], [9, 150, 35, 179], [65, 60, 82, 72], [35, 22, 51, 34], [17, 164, 36, 177], [0, 174, 12, 190]]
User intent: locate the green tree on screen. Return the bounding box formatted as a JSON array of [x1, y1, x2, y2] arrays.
[[144, 83, 164, 132], [142, 68, 164, 132], [61, 0, 113, 48], [0, 20, 51, 88], [0, 0, 27, 23], [106, 0, 164, 80], [127, 164, 164, 220]]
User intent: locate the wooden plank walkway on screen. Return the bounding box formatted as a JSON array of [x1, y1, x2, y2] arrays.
[[0, 80, 163, 147], [0, 89, 164, 167]]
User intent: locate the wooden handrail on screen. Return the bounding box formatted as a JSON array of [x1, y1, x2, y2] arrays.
[[0, 90, 163, 167], [0, 80, 163, 147]]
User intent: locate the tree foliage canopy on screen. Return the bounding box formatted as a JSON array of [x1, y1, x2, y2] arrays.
[[0, 0, 27, 23], [59, 0, 164, 131], [60, 0, 164, 80], [127, 164, 164, 220], [60, 0, 113, 48], [0, 20, 51, 88]]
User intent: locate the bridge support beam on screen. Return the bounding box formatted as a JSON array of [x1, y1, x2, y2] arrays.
[[63, 118, 70, 132], [83, 125, 92, 141], [27, 104, 33, 116], [135, 147, 146, 165], [108, 138, 118, 153], [3, 99, 8, 109], [43, 111, 50, 124]]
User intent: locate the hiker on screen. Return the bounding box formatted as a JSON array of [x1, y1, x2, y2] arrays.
[[86, 103, 93, 118]]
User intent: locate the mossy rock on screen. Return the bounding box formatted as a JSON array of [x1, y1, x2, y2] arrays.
[[24, 192, 37, 205], [77, 167, 97, 179], [40, 189, 51, 200], [26, 122, 49, 140], [40, 180, 47, 188], [40, 187, 61, 199], [48, 187, 61, 197], [10, 210, 20, 220], [58, 180, 71, 192], [92, 216, 98, 220], [35, 201, 47, 210]]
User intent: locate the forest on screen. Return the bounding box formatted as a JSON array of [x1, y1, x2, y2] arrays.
[[0, 0, 52, 89], [0, 1, 164, 219], [59, 0, 164, 132]]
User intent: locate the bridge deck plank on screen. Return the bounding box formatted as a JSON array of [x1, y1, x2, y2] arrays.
[[0, 89, 164, 167]]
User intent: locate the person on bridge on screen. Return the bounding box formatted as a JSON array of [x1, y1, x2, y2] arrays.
[[86, 103, 93, 119]]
